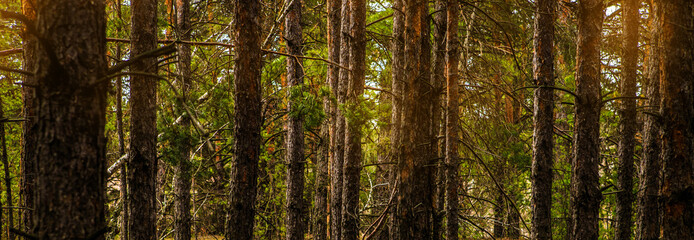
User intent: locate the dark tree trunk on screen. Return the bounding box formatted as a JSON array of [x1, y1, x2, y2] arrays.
[[20, 0, 37, 232], [636, 1, 661, 239], [317, 0, 341, 238], [285, 0, 306, 238], [341, 0, 365, 238], [226, 0, 263, 237], [531, 0, 556, 239], [571, 0, 603, 239], [174, 0, 192, 239], [1, 88, 13, 240], [389, 0, 404, 237], [395, 0, 433, 238], [659, 0, 694, 239], [33, 0, 107, 238], [431, 0, 446, 238], [331, 0, 350, 238], [493, 192, 504, 238], [444, 0, 460, 238], [128, 0, 159, 238], [615, 0, 638, 239]]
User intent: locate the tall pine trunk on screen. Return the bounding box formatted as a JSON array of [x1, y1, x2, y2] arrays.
[[659, 0, 694, 239], [128, 0, 159, 238], [20, 0, 37, 232], [431, 0, 446, 238], [317, 0, 341, 238], [531, 0, 555, 239], [615, 0, 638, 239], [444, 0, 460, 238], [636, 1, 661, 239], [226, 0, 263, 237], [174, 0, 193, 239], [285, 0, 306, 237], [571, 0, 603, 239], [395, 0, 433, 237], [331, 0, 350, 238], [389, 0, 405, 237], [341, 0, 366, 237], [34, 0, 107, 238]]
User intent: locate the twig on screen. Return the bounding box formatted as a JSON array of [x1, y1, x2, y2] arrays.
[[107, 43, 177, 75], [0, 65, 33, 76], [0, 48, 22, 57]]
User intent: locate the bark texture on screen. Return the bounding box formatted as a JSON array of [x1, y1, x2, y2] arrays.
[[34, 0, 107, 238], [341, 0, 366, 237], [20, 0, 37, 233], [317, 0, 341, 238], [285, 0, 306, 237], [571, 0, 603, 239], [226, 0, 263, 237], [174, 0, 193, 239], [444, 0, 460, 238], [659, 0, 694, 239], [636, 1, 661, 239], [331, 0, 350, 238], [394, 0, 433, 237], [615, 0, 638, 239], [531, 0, 555, 239], [389, 0, 404, 237], [431, 1, 446, 238], [128, 0, 159, 238]]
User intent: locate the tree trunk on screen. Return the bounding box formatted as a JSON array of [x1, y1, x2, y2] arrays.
[[615, 0, 638, 239], [128, 0, 159, 238], [493, 192, 504, 238], [571, 0, 603, 239], [174, 0, 192, 239], [34, 0, 107, 238], [395, 0, 433, 237], [659, 0, 694, 239], [431, 0, 446, 238], [636, 1, 661, 239], [20, 0, 37, 232], [226, 0, 263, 237], [1, 89, 13, 240], [341, 0, 366, 238], [444, 0, 460, 238], [531, 0, 555, 239], [285, 0, 306, 237], [331, 0, 350, 238], [389, 0, 404, 237], [317, 0, 341, 238]]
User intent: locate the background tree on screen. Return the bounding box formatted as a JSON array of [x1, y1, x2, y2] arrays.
[[531, 0, 555, 239], [571, 0, 604, 239]]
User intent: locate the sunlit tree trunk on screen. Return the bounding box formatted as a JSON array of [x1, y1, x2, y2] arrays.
[[636, 1, 661, 239], [34, 0, 107, 238]]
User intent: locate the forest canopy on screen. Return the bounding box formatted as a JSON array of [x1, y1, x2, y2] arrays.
[[0, 0, 692, 239]]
